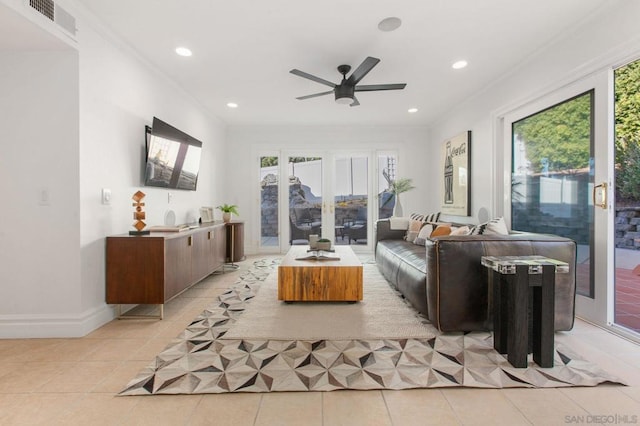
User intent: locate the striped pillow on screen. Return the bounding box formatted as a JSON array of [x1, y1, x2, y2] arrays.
[[469, 217, 509, 235], [424, 212, 441, 223], [410, 212, 441, 223], [409, 213, 425, 222]]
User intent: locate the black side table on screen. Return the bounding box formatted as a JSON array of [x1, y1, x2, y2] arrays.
[[481, 255, 569, 368]]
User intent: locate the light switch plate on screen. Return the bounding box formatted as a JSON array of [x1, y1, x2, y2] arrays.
[[102, 188, 112, 205]]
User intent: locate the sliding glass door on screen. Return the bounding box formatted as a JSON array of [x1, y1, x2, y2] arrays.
[[511, 91, 595, 298], [613, 59, 640, 336], [502, 71, 612, 327]]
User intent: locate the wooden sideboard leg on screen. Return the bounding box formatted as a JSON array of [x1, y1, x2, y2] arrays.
[[115, 304, 163, 320]]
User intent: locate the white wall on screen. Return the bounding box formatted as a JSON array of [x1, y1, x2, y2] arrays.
[[0, 0, 228, 337], [0, 50, 81, 334], [428, 1, 640, 226], [226, 125, 430, 253], [75, 6, 227, 335]]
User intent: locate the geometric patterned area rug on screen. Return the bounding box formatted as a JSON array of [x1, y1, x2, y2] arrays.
[[119, 259, 624, 395]]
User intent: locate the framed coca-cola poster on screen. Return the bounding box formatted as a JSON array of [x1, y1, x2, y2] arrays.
[[441, 131, 471, 216]]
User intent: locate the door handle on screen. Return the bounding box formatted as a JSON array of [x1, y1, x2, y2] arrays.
[[593, 182, 607, 209]]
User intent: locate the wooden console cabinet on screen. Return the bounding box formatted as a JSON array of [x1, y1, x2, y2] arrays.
[[225, 221, 245, 264], [106, 222, 226, 318]]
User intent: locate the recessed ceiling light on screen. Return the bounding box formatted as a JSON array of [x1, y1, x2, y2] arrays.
[[378, 17, 402, 32], [227, 102, 238, 108], [452, 60, 468, 70], [175, 47, 192, 57], [408, 108, 418, 113]]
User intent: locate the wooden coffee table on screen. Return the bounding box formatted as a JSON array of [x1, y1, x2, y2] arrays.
[[278, 246, 363, 302]]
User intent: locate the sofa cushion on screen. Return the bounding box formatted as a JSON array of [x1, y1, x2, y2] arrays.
[[377, 240, 427, 273], [376, 239, 428, 315]]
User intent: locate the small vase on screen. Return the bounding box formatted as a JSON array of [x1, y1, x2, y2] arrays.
[[393, 194, 403, 217], [223, 212, 232, 223]]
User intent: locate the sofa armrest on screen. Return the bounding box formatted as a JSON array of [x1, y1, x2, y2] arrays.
[[425, 232, 577, 332], [375, 219, 407, 242]]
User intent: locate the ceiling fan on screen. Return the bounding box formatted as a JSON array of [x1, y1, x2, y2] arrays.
[[290, 56, 406, 107]]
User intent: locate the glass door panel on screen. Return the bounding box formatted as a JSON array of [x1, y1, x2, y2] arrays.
[[511, 91, 595, 298], [334, 155, 369, 246], [259, 156, 279, 248], [613, 59, 640, 335], [378, 154, 398, 219], [288, 156, 323, 245]]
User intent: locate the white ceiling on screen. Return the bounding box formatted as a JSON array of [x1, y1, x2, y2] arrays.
[[6, 0, 612, 126]]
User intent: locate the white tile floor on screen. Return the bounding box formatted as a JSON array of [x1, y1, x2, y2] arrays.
[[0, 255, 639, 425]]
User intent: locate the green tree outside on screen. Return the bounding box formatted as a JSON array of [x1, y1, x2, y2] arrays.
[[513, 93, 592, 174], [615, 59, 640, 202], [513, 58, 640, 202]]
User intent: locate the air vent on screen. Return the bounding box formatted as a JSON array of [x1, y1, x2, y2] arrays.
[[28, 0, 77, 38], [29, 0, 54, 21]]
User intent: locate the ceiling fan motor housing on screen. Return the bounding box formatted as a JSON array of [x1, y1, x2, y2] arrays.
[[335, 83, 355, 104]]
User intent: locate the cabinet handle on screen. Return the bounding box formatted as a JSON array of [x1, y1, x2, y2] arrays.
[[188, 236, 192, 246], [208, 231, 212, 240]]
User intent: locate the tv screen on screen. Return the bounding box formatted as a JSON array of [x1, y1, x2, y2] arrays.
[[144, 117, 202, 191]]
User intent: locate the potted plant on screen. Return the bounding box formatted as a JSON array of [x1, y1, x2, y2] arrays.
[[316, 238, 332, 251], [387, 177, 415, 217], [217, 204, 239, 222]]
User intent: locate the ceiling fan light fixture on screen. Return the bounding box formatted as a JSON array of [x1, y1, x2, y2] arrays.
[[335, 96, 353, 105], [378, 17, 402, 32]]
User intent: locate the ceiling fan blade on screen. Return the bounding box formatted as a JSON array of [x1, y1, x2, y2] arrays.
[[349, 96, 360, 107], [296, 90, 334, 100], [355, 83, 407, 92], [290, 69, 336, 88], [347, 57, 380, 85]]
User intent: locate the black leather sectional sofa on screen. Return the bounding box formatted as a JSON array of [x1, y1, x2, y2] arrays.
[[374, 218, 577, 332]]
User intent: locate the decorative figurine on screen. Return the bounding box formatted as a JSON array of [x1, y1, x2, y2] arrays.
[[130, 190, 150, 235]]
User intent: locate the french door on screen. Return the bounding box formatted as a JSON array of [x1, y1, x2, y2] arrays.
[[282, 152, 374, 253], [259, 150, 399, 254], [501, 71, 612, 327]]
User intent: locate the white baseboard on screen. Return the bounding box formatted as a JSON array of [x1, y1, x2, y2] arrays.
[[0, 304, 116, 338]]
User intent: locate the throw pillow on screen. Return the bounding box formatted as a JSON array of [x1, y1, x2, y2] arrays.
[[405, 218, 424, 242], [389, 217, 410, 230], [484, 217, 509, 235], [430, 225, 451, 237], [413, 224, 434, 245], [423, 212, 440, 223], [409, 213, 426, 222], [469, 217, 509, 235], [450, 225, 471, 236]]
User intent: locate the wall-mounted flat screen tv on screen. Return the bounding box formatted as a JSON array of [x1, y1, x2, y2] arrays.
[[144, 117, 202, 191]]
